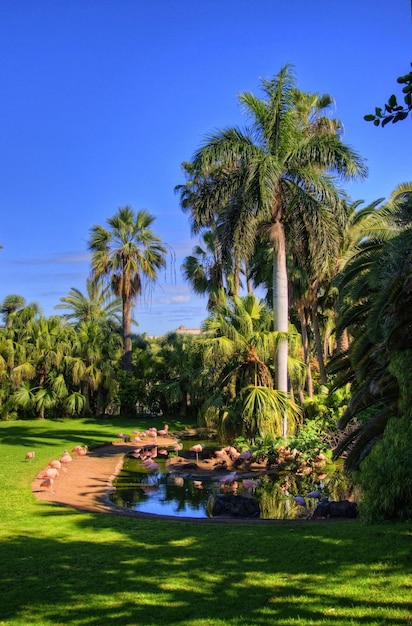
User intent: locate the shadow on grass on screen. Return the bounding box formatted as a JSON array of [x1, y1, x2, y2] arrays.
[[0, 416, 188, 452], [1, 505, 411, 626]]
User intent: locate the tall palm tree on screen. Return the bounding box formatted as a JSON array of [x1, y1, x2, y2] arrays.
[[88, 206, 167, 371], [181, 65, 367, 434], [55, 278, 122, 328]]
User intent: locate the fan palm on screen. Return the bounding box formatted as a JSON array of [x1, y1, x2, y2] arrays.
[[88, 206, 166, 371], [0, 295, 26, 329], [55, 278, 122, 328]]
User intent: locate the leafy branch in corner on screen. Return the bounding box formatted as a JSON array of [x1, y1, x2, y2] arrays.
[[365, 63, 412, 126]]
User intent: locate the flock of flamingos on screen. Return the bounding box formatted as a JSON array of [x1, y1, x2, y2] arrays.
[[24, 424, 328, 517]]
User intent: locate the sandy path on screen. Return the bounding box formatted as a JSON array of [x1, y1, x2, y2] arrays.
[[32, 443, 137, 515]]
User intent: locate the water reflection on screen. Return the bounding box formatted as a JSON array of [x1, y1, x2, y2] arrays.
[[110, 455, 315, 519], [110, 457, 221, 518], [109, 436, 352, 520]]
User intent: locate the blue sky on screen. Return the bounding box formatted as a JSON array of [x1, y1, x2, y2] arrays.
[[0, 0, 410, 335]]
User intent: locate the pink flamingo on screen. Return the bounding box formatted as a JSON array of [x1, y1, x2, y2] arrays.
[[190, 443, 203, 464], [60, 450, 72, 470], [117, 433, 130, 442], [40, 477, 54, 491], [25, 451, 35, 461], [72, 445, 88, 456], [158, 424, 169, 436], [214, 449, 227, 458], [41, 467, 59, 479], [147, 428, 157, 441], [174, 442, 183, 457], [49, 459, 62, 470]]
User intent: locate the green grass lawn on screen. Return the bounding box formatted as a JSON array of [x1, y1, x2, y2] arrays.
[[0, 417, 411, 626]]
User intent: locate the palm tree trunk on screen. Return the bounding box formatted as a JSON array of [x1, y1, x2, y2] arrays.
[[336, 327, 350, 354], [299, 307, 314, 397], [123, 296, 133, 372], [312, 302, 327, 384], [271, 222, 289, 436]]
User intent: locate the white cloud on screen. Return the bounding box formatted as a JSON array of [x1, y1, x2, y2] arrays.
[[158, 295, 191, 305]]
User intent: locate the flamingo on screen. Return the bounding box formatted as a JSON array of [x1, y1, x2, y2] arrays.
[[72, 445, 88, 456], [49, 459, 62, 470], [293, 496, 310, 518], [158, 424, 169, 436], [307, 490, 321, 500], [60, 450, 72, 470], [173, 442, 183, 457], [190, 443, 203, 464], [41, 467, 59, 479], [147, 428, 157, 442], [224, 446, 238, 458], [214, 449, 227, 458], [293, 496, 307, 507], [219, 471, 237, 484], [40, 477, 54, 491], [25, 451, 35, 461], [117, 433, 130, 442]]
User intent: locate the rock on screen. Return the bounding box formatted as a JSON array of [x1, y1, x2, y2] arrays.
[[210, 494, 260, 518], [312, 499, 358, 519]]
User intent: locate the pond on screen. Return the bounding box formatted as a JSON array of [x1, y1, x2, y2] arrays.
[[109, 438, 348, 520]]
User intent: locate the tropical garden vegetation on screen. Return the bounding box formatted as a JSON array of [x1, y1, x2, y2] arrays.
[[1, 65, 412, 522]]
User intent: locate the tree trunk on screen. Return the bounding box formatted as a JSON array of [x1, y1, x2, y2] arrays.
[[299, 307, 313, 398], [336, 327, 350, 354], [312, 302, 327, 384], [123, 296, 133, 372], [271, 222, 289, 436]]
